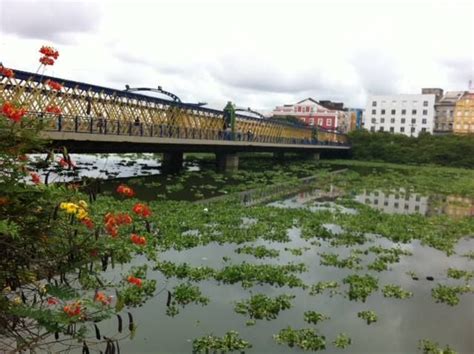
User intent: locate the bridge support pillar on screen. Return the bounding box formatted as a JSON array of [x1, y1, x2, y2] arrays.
[[309, 152, 320, 161], [162, 152, 183, 173], [273, 152, 285, 160], [216, 153, 239, 173]]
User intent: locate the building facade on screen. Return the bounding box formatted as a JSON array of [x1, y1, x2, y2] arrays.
[[453, 92, 474, 134], [272, 98, 345, 131], [434, 91, 465, 133], [364, 93, 436, 137]]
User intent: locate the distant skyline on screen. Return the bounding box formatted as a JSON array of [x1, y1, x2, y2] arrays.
[[0, 0, 473, 112]]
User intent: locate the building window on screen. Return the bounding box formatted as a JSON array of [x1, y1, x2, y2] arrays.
[[401, 109, 406, 115], [423, 101, 428, 106], [309, 118, 314, 125], [372, 101, 377, 107], [371, 109, 376, 114], [390, 127, 394, 132], [370, 127, 375, 132], [412, 109, 417, 115], [381, 109, 386, 115], [327, 119, 332, 126], [423, 109, 428, 115], [415, 205, 420, 211], [384, 200, 389, 206], [391, 109, 396, 115], [401, 118, 406, 123], [390, 118, 395, 123], [379, 126, 384, 132], [422, 118, 427, 124], [404, 204, 409, 210], [318, 118, 323, 126], [400, 127, 405, 132], [394, 202, 399, 208], [381, 118, 385, 123], [411, 127, 416, 133], [371, 118, 376, 123], [411, 118, 416, 124], [421, 127, 427, 132], [297, 106, 302, 112]]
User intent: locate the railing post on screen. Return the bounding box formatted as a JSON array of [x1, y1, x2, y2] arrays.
[[58, 115, 62, 131], [140, 123, 143, 136], [129, 122, 132, 136], [74, 116, 79, 132], [150, 124, 153, 137], [104, 120, 107, 134], [117, 120, 120, 135], [90, 118, 93, 133]]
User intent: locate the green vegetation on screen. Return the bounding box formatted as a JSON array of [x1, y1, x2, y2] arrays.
[[274, 327, 326, 351], [446, 268, 474, 281], [431, 284, 472, 306], [304, 311, 330, 325], [382, 284, 413, 299], [192, 331, 252, 352], [343, 274, 379, 302], [348, 130, 474, 168], [235, 245, 280, 258], [234, 294, 294, 322], [166, 283, 209, 317], [357, 310, 378, 325], [309, 281, 340, 296], [333, 333, 352, 349], [418, 339, 458, 354]]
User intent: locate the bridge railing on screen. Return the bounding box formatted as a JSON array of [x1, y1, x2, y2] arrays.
[[34, 113, 348, 146]]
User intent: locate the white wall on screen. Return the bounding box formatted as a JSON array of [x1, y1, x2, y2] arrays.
[[364, 94, 436, 137]]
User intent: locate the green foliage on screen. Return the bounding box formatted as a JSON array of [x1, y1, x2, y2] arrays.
[[235, 245, 280, 258], [309, 281, 340, 296], [319, 252, 362, 270], [382, 284, 413, 299], [446, 268, 474, 281], [357, 310, 378, 325], [343, 274, 379, 302], [304, 311, 330, 325], [348, 130, 474, 168], [192, 331, 252, 352], [167, 282, 209, 317], [234, 293, 294, 322], [274, 327, 326, 351], [431, 284, 471, 306], [418, 339, 458, 354], [333, 333, 352, 348]]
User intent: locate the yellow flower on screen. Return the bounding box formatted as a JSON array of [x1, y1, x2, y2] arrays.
[[11, 296, 22, 305], [65, 203, 78, 214], [76, 208, 88, 220], [2, 286, 11, 294], [78, 200, 88, 209]]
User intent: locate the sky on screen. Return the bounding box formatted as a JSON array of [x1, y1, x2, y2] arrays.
[[0, 0, 473, 112]]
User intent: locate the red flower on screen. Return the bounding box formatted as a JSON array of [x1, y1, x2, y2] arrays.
[[81, 217, 94, 230], [30, 172, 41, 185], [127, 276, 142, 287], [0, 66, 14, 78], [39, 45, 59, 59], [116, 184, 135, 197], [18, 154, 28, 162], [116, 213, 132, 225], [45, 79, 63, 91], [39, 56, 55, 66], [47, 297, 59, 305], [1, 102, 27, 122], [132, 203, 151, 218], [104, 213, 119, 237], [130, 233, 146, 246], [58, 157, 75, 169], [45, 105, 61, 115]]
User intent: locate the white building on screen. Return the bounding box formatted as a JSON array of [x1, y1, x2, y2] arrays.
[[364, 93, 436, 137], [355, 189, 429, 215]]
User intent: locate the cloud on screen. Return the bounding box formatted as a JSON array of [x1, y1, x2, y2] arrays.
[[0, 0, 101, 42], [440, 58, 474, 87]]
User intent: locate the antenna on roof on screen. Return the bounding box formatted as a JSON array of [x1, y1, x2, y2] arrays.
[[469, 79, 473, 92]]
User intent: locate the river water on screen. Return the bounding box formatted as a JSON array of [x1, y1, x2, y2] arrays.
[[33, 154, 473, 353]]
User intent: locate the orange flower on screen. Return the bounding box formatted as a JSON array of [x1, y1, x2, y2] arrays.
[[39, 45, 59, 59], [45, 79, 63, 91], [63, 302, 82, 317], [132, 203, 151, 218], [116, 184, 135, 197], [94, 291, 111, 305], [39, 56, 55, 66], [0, 66, 14, 78], [30, 172, 41, 185], [1, 101, 27, 122], [130, 233, 146, 246], [127, 276, 142, 287], [45, 105, 61, 115]]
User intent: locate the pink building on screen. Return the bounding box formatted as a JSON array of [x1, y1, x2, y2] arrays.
[[272, 98, 346, 131]]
